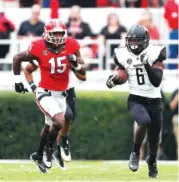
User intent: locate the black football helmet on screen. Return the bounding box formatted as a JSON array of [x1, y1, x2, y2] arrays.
[[125, 25, 150, 55]]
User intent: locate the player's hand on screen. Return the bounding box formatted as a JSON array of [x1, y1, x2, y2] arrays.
[[106, 75, 117, 89], [68, 54, 78, 68], [15, 83, 28, 94], [140, 53, 148, 65]]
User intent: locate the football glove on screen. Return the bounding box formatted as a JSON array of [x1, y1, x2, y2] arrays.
[[68, 54, 78, 67], [68, 54, 82, 70], [15, 82, 28, 94], [140, 53, 148, 65], [106, 75, 117, 89]]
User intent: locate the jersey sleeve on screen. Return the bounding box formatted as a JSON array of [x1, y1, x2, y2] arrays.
[[113, 48, 125, 68], [28, 40, 39, 58]]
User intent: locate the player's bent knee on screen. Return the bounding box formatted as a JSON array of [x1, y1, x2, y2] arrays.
[[52, 113, 65, 129]]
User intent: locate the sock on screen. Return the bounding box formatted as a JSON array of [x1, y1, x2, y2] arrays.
[[61, 136, 69, 147], [37, 136, 47, 156], [133, 143, 140, 155], [149, 154, 157, 164], [57, 144, 61, 154]]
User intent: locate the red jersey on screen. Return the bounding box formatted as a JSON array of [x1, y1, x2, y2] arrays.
[[28, 36, 80, 91]]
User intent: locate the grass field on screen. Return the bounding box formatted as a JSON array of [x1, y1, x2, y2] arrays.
[[0, 160, 178, 181]]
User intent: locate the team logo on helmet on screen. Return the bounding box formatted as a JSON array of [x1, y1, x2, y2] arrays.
[[42, 50, 48, 56], [127, 58, 132, 64]]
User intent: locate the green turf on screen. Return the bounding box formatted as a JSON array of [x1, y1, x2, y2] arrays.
[[0, 161, 178, 181]]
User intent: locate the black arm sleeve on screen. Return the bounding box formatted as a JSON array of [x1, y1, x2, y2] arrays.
[[153, 47, 166, 63], [144, 63, 163, 87]]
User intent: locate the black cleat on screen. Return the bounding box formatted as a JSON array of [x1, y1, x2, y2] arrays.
[[61, 137, 71, 162], [44, 146, 53, 169], [30, 152, 47, 173], [129, 152, 139, 172], [53, 150, 65, 170], [146, 156, 158, 178]]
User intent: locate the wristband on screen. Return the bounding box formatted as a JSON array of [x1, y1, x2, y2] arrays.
[[74, 64, 82, 71], [14, 75, 22, 83]]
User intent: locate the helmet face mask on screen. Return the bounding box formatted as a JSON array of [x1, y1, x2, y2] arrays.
[[126, 25, 150, 55]]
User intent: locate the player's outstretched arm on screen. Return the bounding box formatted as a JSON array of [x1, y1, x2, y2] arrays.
[[140, 54, 163, 87], [68, 50, 87, 81], [24, 62, 38, 92], [13, 51, 37, 93]]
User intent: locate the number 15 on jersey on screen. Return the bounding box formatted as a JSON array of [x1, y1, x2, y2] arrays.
[[49, 56, 67, 74]]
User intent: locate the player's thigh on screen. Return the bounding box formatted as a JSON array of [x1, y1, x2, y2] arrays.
[[128, 99, 151, 125], [35, 88, 63, 118], [53, 94, 67, 115], [44, 115, 53, 127]]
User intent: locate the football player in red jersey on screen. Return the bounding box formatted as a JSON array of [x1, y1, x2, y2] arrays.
[[13, 19, 86, 173], [24, 60, 86, 171]]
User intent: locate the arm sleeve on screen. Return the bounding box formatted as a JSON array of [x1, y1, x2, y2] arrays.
[[144, 63, 163, 87], [153, 46, 166, 63]]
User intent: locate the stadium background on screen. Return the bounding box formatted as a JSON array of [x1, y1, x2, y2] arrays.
[[0, 0, 178, 163]]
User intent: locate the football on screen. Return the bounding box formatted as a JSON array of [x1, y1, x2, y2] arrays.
[[114, 69, 128, 85]]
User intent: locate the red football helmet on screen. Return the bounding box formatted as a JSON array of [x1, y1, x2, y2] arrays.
[[43, 19, 67, 45]]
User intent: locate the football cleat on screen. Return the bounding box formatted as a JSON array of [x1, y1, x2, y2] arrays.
[[53, 150, 65, 170], [61, 137, 71, 162], [44, 146, 53, 169], [129, 152, 139, 172], [30, 152, 47, 173], [146, 156, 158, 178]]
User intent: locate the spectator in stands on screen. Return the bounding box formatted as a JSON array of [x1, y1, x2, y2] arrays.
[[66, 5, 93, 39], [169, 89, 178, 159], [19, 0, 42, 7], [0, 11, 15, 59], [138, 10, 160, 40], [164, 0, 178, 69], [17, 4, 44, 39], [98, 13, 126, 68], [66, 5, 93, 58]]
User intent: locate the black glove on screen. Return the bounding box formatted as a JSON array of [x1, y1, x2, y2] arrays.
[[68, 54, 78, 68], [15, 82, 28, 94], [28, 81, 37, 92], [106, 75, 117, 89]]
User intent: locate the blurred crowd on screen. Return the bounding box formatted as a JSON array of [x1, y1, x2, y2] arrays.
[[0, 0, 178, 70]]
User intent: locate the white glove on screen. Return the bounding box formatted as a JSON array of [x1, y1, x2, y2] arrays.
[[140, 53, 148, 65]]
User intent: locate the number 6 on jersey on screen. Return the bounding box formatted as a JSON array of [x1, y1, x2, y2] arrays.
[[49, 56, 66, 74]]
